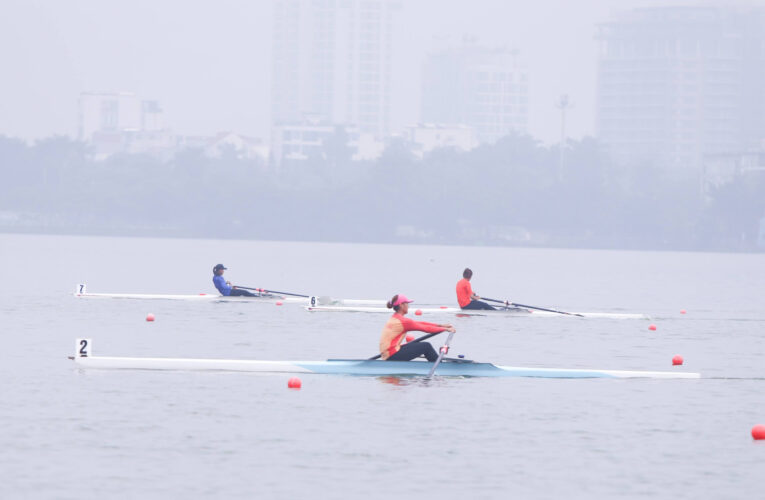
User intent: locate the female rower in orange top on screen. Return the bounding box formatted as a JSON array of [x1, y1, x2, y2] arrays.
[[379, 294, 456, 362]]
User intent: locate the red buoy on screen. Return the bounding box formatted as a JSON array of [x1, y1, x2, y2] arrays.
[[680, 309, 687, 314], [672, 355, 683, 366], [752, 425, 765, 440], [415, 309, 422, 315], [439, 306, 448, 309], [287, 377, 302, 389], [146, 313, 155, 322], [648, 324, 657, 331], [405, 334, 415, 342], [275, 301, 283, 306]]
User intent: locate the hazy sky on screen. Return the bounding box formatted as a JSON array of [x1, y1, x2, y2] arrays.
[[1, 0, 709, 144]]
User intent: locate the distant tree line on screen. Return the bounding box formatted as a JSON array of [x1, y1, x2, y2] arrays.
[[1, 133, 763, 251]]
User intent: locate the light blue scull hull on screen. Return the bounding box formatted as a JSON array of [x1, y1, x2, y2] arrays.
[[71, 355, 700, 379]]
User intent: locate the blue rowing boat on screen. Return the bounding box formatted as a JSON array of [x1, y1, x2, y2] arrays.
[[71, 339, 700, 379]]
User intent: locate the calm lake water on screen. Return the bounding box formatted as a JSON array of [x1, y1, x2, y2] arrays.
[[1, 233, 763, 499]]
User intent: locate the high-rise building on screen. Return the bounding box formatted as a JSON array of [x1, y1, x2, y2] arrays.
[[271, 0, 397, 145], [596, 6, 765, 172], [421, 43, 528, 144]]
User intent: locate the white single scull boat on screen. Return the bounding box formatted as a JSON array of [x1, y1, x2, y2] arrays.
[[307, 305, 465, 314], [304, 304, 648, 319], [75, 291, 293, 301], [71, 339, 699, 379], [74, 284, 385, 306]]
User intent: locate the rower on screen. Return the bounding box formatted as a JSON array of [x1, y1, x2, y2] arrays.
[[379, 294, 455, 361], [456, 268, 495, 310], [212, 264, 257, 297]]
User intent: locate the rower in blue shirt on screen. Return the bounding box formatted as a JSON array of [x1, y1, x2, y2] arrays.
[[212, 264, 256, 297]]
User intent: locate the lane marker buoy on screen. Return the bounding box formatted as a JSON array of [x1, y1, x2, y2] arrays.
[[672, 355, 683, 366], [648, 324, 657, 331], [146, 313, 155, 322], [751, 425, 765, 440], [288, 377, 302, 389]]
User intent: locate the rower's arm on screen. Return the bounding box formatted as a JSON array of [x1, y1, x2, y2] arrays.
[[400, 316, 446, 334]]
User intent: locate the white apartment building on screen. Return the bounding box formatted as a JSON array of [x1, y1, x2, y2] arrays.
[[78, 92, 170, 159], [597, 6, 765, 173], [403, 123, 477, 158], [78, 92, 164, 141], [271, 0, 398, 164], [271, 116, 384, 165], [421, 43, 529, 144]]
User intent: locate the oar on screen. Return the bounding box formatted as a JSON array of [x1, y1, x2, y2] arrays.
[[427, 330, 455, 378], [482, 297, 584, 317], [235, 286, 309, 298], [367, 331, 442, 360]]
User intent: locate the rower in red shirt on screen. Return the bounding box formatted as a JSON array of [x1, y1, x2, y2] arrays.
[[456, 268, 495, 310], [379, 294, 455, 361]]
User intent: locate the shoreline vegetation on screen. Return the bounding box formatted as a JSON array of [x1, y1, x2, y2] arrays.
[[2, 134, 763, 253]]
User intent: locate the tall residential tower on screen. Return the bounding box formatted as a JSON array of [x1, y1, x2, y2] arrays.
[[597, 6, 765, 172], [271, 0, 397, 164], [421, 42, 528, 144]]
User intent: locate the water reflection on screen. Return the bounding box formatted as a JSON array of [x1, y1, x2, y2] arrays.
[[376, 375, 457, 387], [377, 375, 409, 386]]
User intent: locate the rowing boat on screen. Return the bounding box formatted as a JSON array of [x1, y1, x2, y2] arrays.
[[71, 339, 699, 379], [308, 305, 465, 314], [74, 283, 283, 301], [74, 291, 291, 301], [74, 285, 385, 306], [304, 305, 530, 316], [304, 304, 648, 319]]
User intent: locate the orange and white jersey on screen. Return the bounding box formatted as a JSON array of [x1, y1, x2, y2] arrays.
[[379, 313, 445, 360]]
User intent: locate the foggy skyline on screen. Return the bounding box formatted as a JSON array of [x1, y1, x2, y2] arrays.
[[1, 0, 716, 145]]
